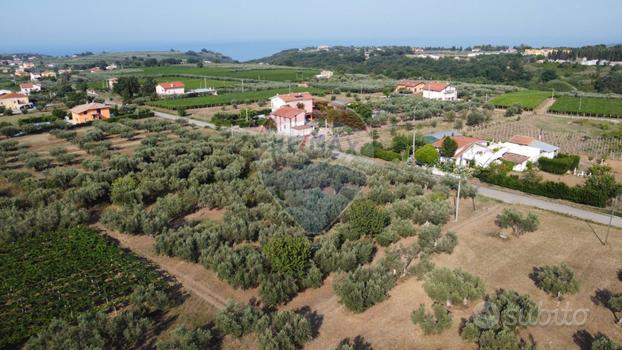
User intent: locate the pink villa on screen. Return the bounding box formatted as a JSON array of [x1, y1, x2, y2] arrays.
[[270, 92, 314, 114], [269, 106, 313, 137]]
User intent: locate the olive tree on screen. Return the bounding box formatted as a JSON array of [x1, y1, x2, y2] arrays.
[[495, 208, 539, 236]]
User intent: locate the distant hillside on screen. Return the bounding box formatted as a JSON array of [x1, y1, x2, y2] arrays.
[[251, 46, 532, 84], [45, 50, 236, 67]]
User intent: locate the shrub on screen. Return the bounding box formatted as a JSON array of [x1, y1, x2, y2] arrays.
[[461, 290, 539, 349], [411, 303, 452, 335], [495, 208, 539, 236], [530, 264, 579, 297], [538, 154, 580, 174], [111, 175, 143, 205], [313, 235, 374, 273], [440, 137, 458, 158], [466, 111, 486, 126], [259, 273, 300, 306], [156, 326, 213, 350], [215, 302, 261, 337], [333, 266, 396, 313], [415, 145, 440, 166], [344, 199, 390, 238], [262, 234, 310, 278], [255, 310, 312, 350], [591, 334, 620, 350], [423, 268, 485, 306]]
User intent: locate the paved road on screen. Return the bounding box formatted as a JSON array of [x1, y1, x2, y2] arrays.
[[335, 151, 622, 229], [478, 186, 622, 228]]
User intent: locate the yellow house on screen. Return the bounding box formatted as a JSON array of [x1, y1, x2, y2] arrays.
[[0, 93, 29, 111], [69, 103, 110, 124]]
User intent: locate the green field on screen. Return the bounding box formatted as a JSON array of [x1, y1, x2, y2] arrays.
[[549, 96, 622, 117], [147, 87, 325, 109], [0, 226, 168, 348], [155, 77, 238, 89], [141, 66, 320, 82], [490, 90, 552, 109]]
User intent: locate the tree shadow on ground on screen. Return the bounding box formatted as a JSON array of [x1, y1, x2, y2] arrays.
[[294, 305, 324, 339], [335, 335, 374, 350]]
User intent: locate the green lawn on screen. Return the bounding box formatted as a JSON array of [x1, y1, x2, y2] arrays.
[[489, 90, 552, 109], [549, 96, 622, 117], [155, 77, 237, 89], [147, 87, 325, 110], [141, 66, 320, 82]]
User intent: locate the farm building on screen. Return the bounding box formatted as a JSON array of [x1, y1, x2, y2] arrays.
[[395, 80, 425, 94], [432, 136, 492, 167], [69, 103, 110, 124], [0, 93, 29, 111], [509, 135, 559, 159], [269, 106, 313, 137], [315, 70, 334, 79], [19, 83, 41, 95], [156, 82, 185, 96], [270, 92, 314, 114], [422, 82, 457, 101]]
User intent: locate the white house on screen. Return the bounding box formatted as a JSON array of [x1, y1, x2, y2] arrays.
[[270, 92, 314, 114], [422, 82, 458, 101], [489, 142, 542, 172], [107, 77, 118, 90], [20, 83, 41, 95], [315, 70, 334, 79], [29, 71, 42, 81], [509, 135, 559, 159], [432, 136, 493, 167], [269, 106, 313, 137], [156, 82, 185, 96]]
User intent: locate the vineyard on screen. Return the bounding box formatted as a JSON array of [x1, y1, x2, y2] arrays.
[[549, 96, 622, 118], [489, 90, 552, 109], [147, 87, 326, 109], [467, 116, 622, 158], [155, 77, 238, 89], [0, 226, 170, 348]]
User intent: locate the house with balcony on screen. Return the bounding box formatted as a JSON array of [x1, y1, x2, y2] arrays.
[[269, 106, 313, 137], [422, 82, 458, 101], [20, 83, 41, 95], [270, 92, 314, 114], [156, 82, 185, 96]]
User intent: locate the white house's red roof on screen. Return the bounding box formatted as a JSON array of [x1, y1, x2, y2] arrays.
[[397, 80, 424, 88], [20, 83, 35, 88], [275, 92, 313, 102], [0, 92, 27, 100], [432, 136, 485, 158], [272, 106, 305, 119], [69, 102, 109, 114], [158, 82, 185, 90], [424, 82, 449, 92]]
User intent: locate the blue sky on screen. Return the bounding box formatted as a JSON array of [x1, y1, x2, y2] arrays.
[[2, 0, 621, 60]]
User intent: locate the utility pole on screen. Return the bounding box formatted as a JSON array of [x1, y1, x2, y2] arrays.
[[241, 79, 244, 92], [411, 129, 416, 162], [579, 96, 583, 112], [455, 178, 462, 222], [606, 196, 617, 245]]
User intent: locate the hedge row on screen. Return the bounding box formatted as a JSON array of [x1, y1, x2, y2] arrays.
[[537, 154, 580, 175], [360, 142, 401, 161], [476, 169, 608, 207]]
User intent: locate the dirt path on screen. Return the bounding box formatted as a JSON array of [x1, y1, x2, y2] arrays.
[[534, 97, 556, 114], [97, 225, 256, 310]]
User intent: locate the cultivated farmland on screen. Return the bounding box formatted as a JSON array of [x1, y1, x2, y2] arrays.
[[147, 87, 326, 109], [0, 226, 170, 348], [490, 90, 552, 109], [155, 77, 238, 89], [141, 65, 320, 81], [549, 95, 622, 117]]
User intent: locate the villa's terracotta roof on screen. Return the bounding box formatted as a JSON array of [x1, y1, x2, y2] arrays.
[[275, 92, 313, 102], [424, 82, 449, 92], [158, 82, 185, 89], [69, 103, 109, 114], [271, 106, 305, 119], [509, 135, 535, 146], [0, 92, 27, 100]]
